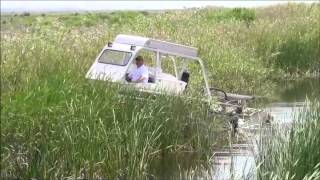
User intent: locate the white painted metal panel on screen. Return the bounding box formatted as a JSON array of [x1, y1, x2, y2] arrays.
[[114, 34, 198, 58], [114, 34, 148, 47], [147, 39, 198, 58]]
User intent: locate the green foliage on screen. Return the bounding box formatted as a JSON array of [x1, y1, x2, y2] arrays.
[[1, 3, 319, 179], [205, 7, 256, 25], [230, 8, 256, 22], [1, 4, 319, 94], [1, 26, 223, 180], [251, 6, 320, 74], [257, 100, 320, 180], [96, 13, 110, 20], [274, 29, 320, 73], [140, 11, 150, 16], [21, 12, 31, 16], [109, 11, 145, 25], [57, 13, 108, 27]]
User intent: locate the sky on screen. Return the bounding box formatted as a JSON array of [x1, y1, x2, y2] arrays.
[[1, 1, 318, 12]]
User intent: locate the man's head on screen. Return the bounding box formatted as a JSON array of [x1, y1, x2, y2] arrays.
[[135, 56, 144, 67]]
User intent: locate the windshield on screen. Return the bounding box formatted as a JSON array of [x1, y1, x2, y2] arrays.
[[98, 49, 132, 66]]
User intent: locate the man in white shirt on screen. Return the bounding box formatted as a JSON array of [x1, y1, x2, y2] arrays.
[[127, 56, 149, 83]]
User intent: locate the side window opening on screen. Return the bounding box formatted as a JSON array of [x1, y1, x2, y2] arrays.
[[160, 54, 177, 78], [160, 55, 190, 81], [159, 55, 207, 95], [126, 49, 157, 83], [184, 60, 207, 96]]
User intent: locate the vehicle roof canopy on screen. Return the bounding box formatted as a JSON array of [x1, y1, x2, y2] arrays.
[[114, 34, 198, 59]]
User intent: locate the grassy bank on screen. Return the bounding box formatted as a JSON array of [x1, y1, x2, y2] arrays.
[[1, 85, 224, 179], [1, 3, 319, 95], [1, 3, 319, 179], [0, 26, 228, 179], [256, 100, 320, 180]]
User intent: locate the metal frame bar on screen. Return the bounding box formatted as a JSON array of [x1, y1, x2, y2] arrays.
[[169, 56, 179, 78], [140, 47, 211, 96], [110, 44, 211, 97]]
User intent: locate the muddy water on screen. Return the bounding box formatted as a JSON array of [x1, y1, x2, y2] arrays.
[[151, 78, 319, 179], [211, 78, 319, 180]]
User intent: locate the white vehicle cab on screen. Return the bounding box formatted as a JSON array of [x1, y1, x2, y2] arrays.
[[86, 34, 273, 128], [86, 34, 211, 95]]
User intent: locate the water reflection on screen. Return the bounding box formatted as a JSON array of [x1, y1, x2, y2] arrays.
[[150, 78, 319, 179], [265, 102, 304, 124], [274, 78, 319, 102], [212, 152, 255, 180], [211, 78, 319, 179]]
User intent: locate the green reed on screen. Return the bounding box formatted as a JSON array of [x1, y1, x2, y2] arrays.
[[1, 3, 319, 179], [256, 100, 320, 180], [1, 23, 225, 179]]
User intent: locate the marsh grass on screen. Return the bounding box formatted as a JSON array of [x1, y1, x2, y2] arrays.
[[256, 100, 320, 180], [0, 23, 226, 179], [1, 3, 319, 179], [2, 3, 319, 94]]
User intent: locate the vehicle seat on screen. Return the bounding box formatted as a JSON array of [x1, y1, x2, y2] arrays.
[[148, 77, 155, 83], [181, 70, 190, 88]]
